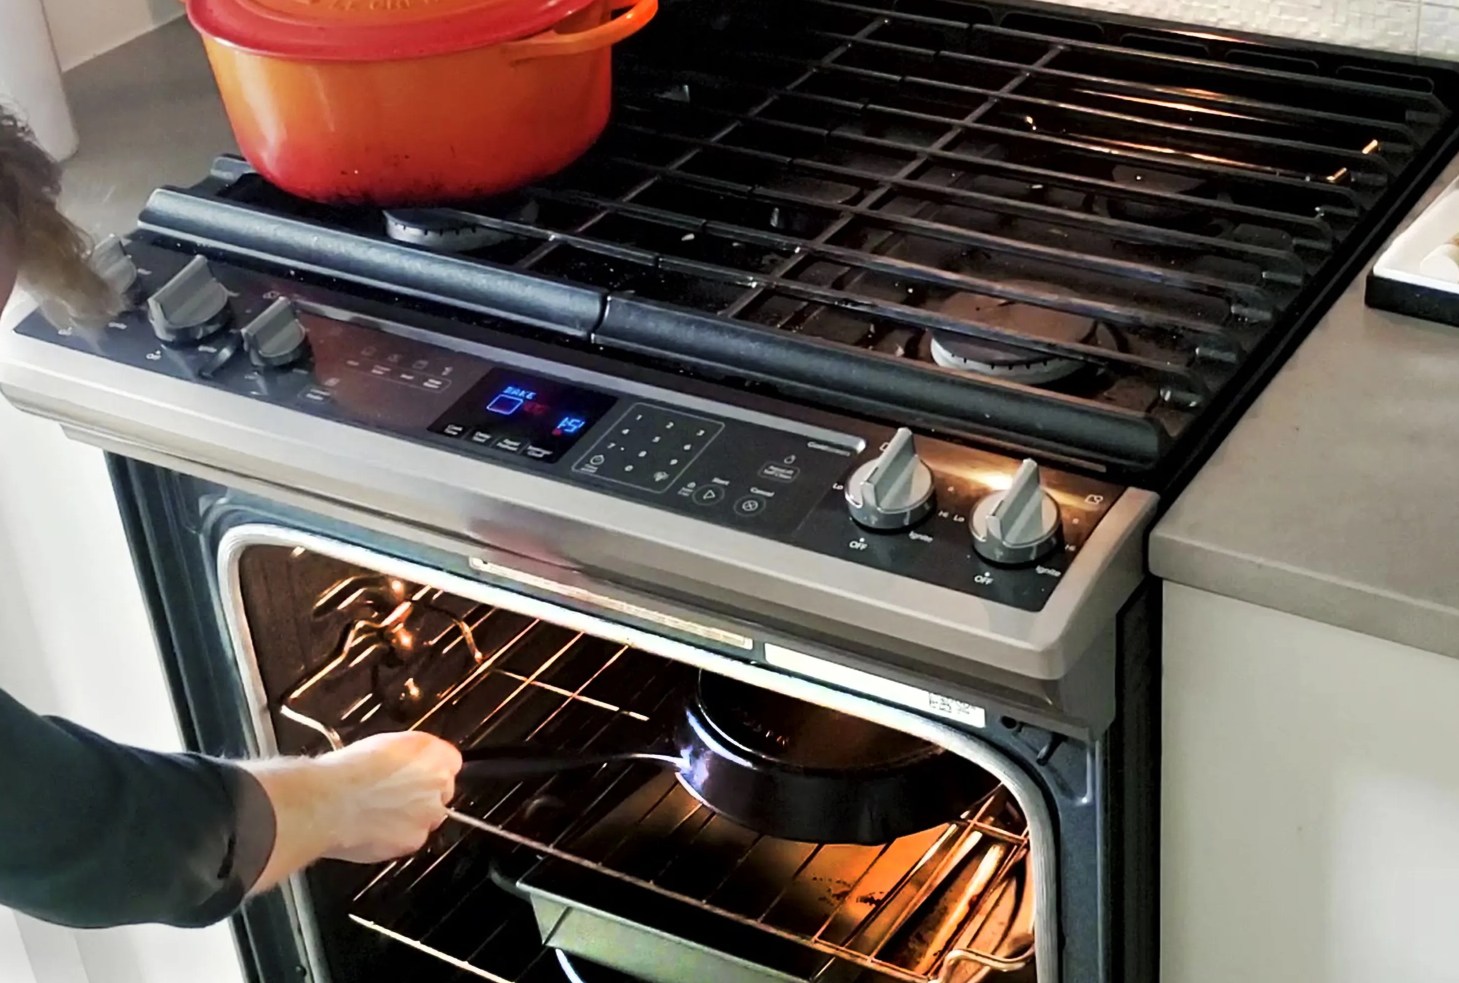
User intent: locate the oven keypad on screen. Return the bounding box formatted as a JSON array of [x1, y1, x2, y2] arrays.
[[573, 404, 724, 493]]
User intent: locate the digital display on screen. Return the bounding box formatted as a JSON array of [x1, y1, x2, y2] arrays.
[[429, 368, 617, 463]]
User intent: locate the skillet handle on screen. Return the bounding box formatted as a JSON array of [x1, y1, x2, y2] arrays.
[[503, 0, 658, 63], [458, 745, 679, 781]]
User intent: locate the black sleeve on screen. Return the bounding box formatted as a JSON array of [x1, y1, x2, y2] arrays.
[[0, 686, 277, 929]]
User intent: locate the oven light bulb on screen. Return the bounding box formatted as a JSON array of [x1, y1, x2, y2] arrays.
[[390, 579, 406, 596]]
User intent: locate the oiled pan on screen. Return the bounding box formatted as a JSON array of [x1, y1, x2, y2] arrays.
[[458, 671, 997, 845]]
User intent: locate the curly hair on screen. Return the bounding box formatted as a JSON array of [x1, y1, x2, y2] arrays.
[[0, 103, 118, 321]]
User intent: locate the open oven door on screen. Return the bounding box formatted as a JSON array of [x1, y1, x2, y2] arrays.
[[98, 457, 1141, 983]]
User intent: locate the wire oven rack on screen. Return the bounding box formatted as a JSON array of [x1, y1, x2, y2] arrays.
[[270, 570, 1035, 983]]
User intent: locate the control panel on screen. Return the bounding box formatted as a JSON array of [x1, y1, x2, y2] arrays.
[[17, 237, 1129, 612]]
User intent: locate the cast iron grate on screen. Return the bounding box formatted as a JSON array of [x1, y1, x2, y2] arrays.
[[139, 0, 1459, 479]]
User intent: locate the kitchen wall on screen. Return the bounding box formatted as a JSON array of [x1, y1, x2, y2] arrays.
[[1051, 0, 1459, 58], [41, 0, 181, 71], [25, 0, 1459, 68]]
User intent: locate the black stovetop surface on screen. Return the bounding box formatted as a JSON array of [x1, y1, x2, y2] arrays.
[[138, 0, 1459, 489]]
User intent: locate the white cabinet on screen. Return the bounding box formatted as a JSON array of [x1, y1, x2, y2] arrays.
[[1163, 584, 1459, 983]]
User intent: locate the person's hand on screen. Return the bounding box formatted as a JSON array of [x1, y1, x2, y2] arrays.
[[314, 731, 463, 863], [245, 731, 463, 895]]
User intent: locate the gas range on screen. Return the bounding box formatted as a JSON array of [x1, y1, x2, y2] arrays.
[[3, 0, 1458, 733]]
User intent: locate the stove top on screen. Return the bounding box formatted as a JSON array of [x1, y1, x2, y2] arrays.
[[135, 0, 1459, 487]]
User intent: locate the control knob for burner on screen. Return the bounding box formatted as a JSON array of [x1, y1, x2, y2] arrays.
[[89, 235, 143, 305], [844, 427, 935, 531], [970, 459, 1062, 565], [41, 236, 143, 329], [241, 298, 310, 368], [147, 255, 232, 344]]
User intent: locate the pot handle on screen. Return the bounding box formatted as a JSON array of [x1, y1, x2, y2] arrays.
[[504, 0, 658, 63]]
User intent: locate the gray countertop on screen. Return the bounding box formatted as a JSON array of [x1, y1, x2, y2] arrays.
[[1150, 155, 1459, 660], [54, 20, 1459, 658], [57, 18, 233, 238]]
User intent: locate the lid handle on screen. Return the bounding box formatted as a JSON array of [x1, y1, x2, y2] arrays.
[[504, 0, 657, 63]]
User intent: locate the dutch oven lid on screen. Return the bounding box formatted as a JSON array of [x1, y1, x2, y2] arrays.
[[187, 0, 604, 62]]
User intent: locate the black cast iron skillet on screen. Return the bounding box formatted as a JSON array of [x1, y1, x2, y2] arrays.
[[457, 671, 997, 845]]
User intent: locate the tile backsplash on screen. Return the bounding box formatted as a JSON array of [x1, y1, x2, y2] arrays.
[[1043, 0, 1459, 58]]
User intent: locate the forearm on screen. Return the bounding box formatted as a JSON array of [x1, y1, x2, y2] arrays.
[[242, 758, 336, 897], [243, 731, 461, 895], [0, 688, 276, 929], [0, 685, 457, 926]]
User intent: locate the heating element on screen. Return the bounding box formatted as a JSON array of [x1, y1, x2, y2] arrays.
[[261, 558, 1034, 983], [137, 0, 1459, 483]]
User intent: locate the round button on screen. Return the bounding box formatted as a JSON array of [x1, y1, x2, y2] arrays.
[[734, 495, 765, 516], [694, 485, 726, 506]]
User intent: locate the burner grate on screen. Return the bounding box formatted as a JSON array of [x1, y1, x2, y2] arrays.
[[140, 0, 1458, 478]]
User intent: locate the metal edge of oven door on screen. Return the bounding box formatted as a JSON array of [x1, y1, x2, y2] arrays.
[[213, 522, 1063, 983]]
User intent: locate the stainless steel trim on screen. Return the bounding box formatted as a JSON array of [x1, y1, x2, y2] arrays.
[[470, 558, 755, 650], [1, 332, 1159, 685], [215, 523, 1062, 983]]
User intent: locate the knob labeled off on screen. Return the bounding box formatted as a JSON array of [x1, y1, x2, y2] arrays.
[[970, 458, 1062, 565], [845, 427, 935, 531]]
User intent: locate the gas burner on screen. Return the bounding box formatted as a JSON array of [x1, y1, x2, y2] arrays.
[[927, 283, 1108, 385], [1101, 165, 1213, 227], [383, 200, 540, 253]]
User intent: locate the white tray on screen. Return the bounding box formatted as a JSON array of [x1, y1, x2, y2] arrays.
[[1367, 174, 1459, 325]]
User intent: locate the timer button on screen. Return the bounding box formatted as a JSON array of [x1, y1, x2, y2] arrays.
[[734, 495, 765, 516], [241, 298, 310, 369], [147, 255, 231, 345]]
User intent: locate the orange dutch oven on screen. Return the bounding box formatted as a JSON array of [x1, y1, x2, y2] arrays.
[[185, 0, 658, 205]]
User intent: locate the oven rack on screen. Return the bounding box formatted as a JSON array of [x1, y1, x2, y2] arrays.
[[277, 573, 1035, 982]]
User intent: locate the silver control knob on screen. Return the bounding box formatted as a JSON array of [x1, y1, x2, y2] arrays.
[[147, 255, 231, 344], [90, 235, 141, 303], [242, 298, 310, 368], [970, 459, 1062, 565], [845, 427, 935, 531]]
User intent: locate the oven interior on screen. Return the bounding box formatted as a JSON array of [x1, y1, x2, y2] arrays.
[[234, 543, 1041, 983]]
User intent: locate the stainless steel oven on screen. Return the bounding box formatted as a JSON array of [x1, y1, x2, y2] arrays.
[[8, 0, 1459, 980]]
